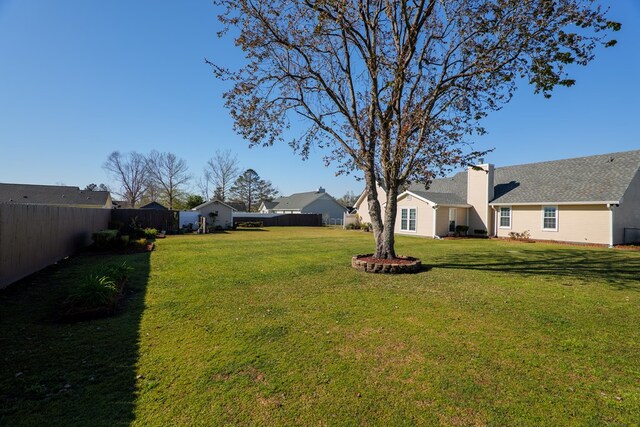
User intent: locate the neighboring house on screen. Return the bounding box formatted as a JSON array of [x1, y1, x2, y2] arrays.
[[260, 187, 348, 224], [192, 199, 236, 229], [354, 150, 640, 246], [112, 200, 130, 209], [226, 201, 247, 212], [258, 201, 278, 213], [139, 201, 168, 210], [0, 183, 112, 208]]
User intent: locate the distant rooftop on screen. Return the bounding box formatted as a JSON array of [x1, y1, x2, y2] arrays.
[[0, 183, 111, 207]]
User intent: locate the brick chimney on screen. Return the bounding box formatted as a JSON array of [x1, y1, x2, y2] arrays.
[[466, 164, 494, 235]]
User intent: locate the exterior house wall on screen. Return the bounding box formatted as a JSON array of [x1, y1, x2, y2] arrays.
[[613, 169, 640, 244], [435, 207, 469, 236], [196, 202, 233, 229], [494, 204, 611, 245], [303, 195, 347, 224], [467, 164, 494, 234], [435, 208, 451, 237], [394, 195, 433, 236], [355, 184, 387, 225]]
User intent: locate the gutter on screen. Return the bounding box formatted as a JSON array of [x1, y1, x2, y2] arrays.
[[490, 201, 619, 207]]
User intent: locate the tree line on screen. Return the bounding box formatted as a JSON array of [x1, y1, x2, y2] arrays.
[[101, 149, 280, 211]]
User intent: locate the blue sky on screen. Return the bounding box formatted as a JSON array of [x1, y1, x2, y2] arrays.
[[0, 0, 638, 198]]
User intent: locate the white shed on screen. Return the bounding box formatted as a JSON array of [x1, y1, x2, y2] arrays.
[[192, 200, 235, 229]]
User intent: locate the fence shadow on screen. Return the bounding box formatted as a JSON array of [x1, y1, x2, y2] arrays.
[[432, 246, 640, 290], [0, 251, 150, 425]]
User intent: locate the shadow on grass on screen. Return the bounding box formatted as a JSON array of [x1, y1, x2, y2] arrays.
[[433, 247, 640, 290], [0, 251, 150, 425]]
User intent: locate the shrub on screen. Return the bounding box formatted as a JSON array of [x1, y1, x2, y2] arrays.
[[62, 262, 132, 319], [474, 229, 488, 235], [361, 222, 372, 232], [237, 221, 263, 228], [455, 225, 469, 236], [98, 262, 132, 283], [509, 230, 531, 241], [144, 228, 158, 239], [130, 238, 149, 251], [119, 235, 130, 248], [345, 223, 357, 230], [66, 274, 119, 310], [92, 230, 120, 249]]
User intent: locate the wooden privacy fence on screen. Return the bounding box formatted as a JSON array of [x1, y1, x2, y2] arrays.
[[233, 213, 323, 227], [111, 209, 178, 232], [0, 204, 110, 289]]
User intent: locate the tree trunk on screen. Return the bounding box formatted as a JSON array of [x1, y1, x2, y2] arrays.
[[364, 167, 397, 259], [382, 184, 398, 259]]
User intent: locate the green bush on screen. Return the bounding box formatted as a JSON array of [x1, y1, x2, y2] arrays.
[[237, 221, 263, 228], [474, 229, 488, 235], [144, 228, 158, 239], [455, 225, 469, 236], [66, 274, 119, 310], [130, 238, 149, 251], [345, 223, 357, 230], [92, 230, 120, 249], [361, 222, 372, 232], [119, 235, 130, 248], [98, 262, 132, 283]]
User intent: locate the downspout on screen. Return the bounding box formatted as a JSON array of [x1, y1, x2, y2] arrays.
[[607, 203, 618, 248], [432, 204, 441, 239], [466, 208, 470, 233], [491, 206, 499, 238]]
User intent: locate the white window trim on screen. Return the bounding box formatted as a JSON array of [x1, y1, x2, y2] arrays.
[[400, 207, 417, 233], [542, 206, 558, 232], [499, 206, 512, 230]]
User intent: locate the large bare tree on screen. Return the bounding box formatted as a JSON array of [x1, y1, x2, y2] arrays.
[[103, 151, 148, 208], [212, 0, 619, 259], [203, 149, 239, 202], [145, 151, 191, 209]]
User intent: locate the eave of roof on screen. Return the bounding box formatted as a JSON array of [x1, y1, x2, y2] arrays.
[[192, 199, 237, 211]]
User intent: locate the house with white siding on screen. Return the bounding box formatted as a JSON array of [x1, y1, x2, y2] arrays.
[[354, 150, 640, 246], [192, 199, 235, 229]]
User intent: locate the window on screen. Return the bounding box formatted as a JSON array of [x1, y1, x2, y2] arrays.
[[400, 208, 416, 231], [542, 206, 557, 231], [499, 207, 511, 228], [448, 208, 457, 233]]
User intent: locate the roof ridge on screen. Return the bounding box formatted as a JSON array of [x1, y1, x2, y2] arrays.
[[494, 149, 640, 171]]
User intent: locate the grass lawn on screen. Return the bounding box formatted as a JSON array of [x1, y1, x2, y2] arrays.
[[1, 227, 639, 426]]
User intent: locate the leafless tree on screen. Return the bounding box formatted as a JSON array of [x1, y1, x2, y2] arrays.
[[103, 151, 148, 208], [196, 170, 213, 200], [203, 149, 239, 202], [212, 0, 619, 258], [145, 151, 191, 209]]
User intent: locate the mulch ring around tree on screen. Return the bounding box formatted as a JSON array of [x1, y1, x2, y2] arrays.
[[352, 254, 422, 274]]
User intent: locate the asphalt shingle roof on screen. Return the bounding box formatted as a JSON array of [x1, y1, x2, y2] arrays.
[[491, 150, 640, 204], [270, 191, 327, 210], [0, 183, 111, 207], [406, 149, 640, 205], [407, 190, 469, 206]]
